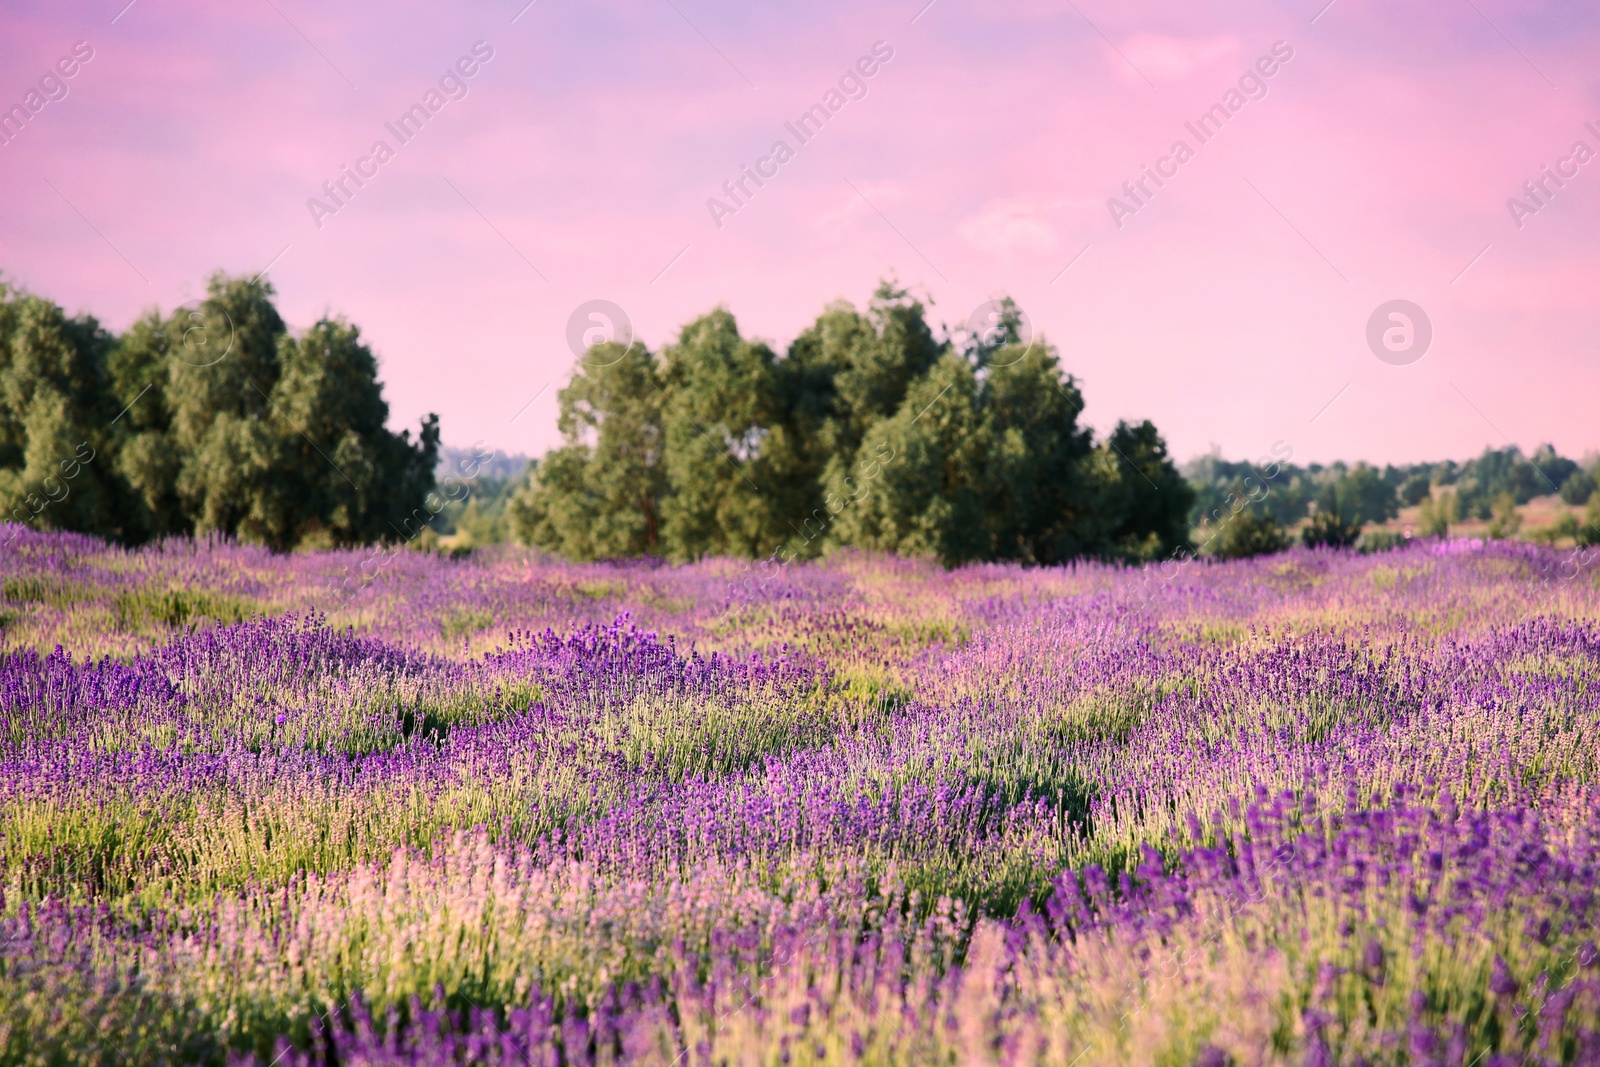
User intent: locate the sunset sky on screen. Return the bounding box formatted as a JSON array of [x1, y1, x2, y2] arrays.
[[2, 0, 1597, 467]]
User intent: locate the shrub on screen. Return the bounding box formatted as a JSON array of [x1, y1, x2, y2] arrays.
[[1206, 507, 1289, 559]]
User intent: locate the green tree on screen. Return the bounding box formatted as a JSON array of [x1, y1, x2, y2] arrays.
[[0, 290, 133, 540], [1531, 511, 1578, 546], [107, 273, 437, 550], [1485, 492, 1522, 540], [1581, 492, 1600, 547], [1561, 465, 1596, 506], [1399, 473, 1432, 507], [1417, 490, 1459, 538], [980, 340, 1097, 564], [1302, 462, 1396, 549], [107, 310, 186, 539], [658, 310, 793, 561], [510, 341, 666, 559], [1206, 505, 1289, 559], [1327, 462, 1397, 526], [827, 353, 991, 566], [174, 277, 284, 530], [1301, 508, 1362, 549], [266, 317, 439, 549], [1092, 420, 1194, 562], [513, 282, 1193, 568], [786, 282, 945, 543]]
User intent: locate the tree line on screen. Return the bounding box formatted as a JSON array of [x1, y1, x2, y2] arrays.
[[0, 274, 438, 550], [23, 269, 1579, 568], [508, 283, 1194, 567], [1186, 443, 1600, 557]]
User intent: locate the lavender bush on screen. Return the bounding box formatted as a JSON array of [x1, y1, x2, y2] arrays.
[[1, 525, 1598, 1065]]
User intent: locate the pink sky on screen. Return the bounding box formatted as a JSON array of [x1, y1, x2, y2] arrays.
[[2, 0, 1597, 467]]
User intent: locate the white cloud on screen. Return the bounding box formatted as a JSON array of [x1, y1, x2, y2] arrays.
[[956, 198, 1059, 256], [814, 181, 907, 240]]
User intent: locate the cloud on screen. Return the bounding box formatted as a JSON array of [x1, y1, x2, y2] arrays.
[[814, 181, 907, 240], [956, 198, 1059, 256], [1112, 34, 1240, 84]]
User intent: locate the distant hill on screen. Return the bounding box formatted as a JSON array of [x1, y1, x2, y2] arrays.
[[435, 445, 532, 485]]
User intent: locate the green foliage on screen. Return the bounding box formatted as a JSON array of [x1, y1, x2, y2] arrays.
[[1298, 462, 1397, 549], [1187, 446, 1593, 539], [1093, 420, 1194, 562], [1417, 490, 1459, 538], [1358, 529, 1408, 554], [1580, 493, 1600, 547], [1301, 509, 1362, 549], [779, 283, 950, 560], [511, 282, 1192, 567], [658, 310, 795, 561], [1317, 462, 1397, 528], [1206, 506, 1289, 559], [2, 273, 438, 551], [0, 289, 134, 541], [1399, 473, 1432, 506], [980, 342, 1096, 564], [429, 471, 528, 548], [510, 341, 667, 559], [1485, 491, 1523, 540], [1561, 465, 1596, 506], [1449, 445, 1561, 519], [1530, 511, 1579, 545], [829, 352, 990, 565]]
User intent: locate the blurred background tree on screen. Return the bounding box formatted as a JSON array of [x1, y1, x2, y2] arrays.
[[1581, 492, 1600, 547], [1417, 490, 1460, 538], [1485, 492, 1523, 540], [1206, 506, 1289, 559]]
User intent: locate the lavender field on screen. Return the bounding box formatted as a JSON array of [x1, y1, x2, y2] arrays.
[[2, 529, 1599, 1065]]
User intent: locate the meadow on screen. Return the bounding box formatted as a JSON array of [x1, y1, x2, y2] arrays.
[[2, 528, 1599, 1065]]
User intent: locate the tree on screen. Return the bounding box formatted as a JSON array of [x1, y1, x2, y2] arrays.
[[511, 281, 1194, 568], [1530, 444, 1577, 496], [510, 341, 666, 559], [809, 281, 944, 468], [108, 310, 186, 539], [5, 272, 437, 550], [1302, 463, 1395, 549], [1183, 449, 1313, 529], [1207, 506, 1289, 559], [826, 353, 991, 566], [0, 290, 135, 541], [266, 317, 439, 549], [658, 310, 792, 561], [1452, 446, 1552, 519], [980, 341, 1096, 564], [1561, 466, 1596, 506], [1485, 492, 1522, 540], [1578, 491, 1600, 548], [1532, 512, 1578, 546], [1417, 490, 1459, 538], [1399, 473, 1432, 507], [1092, 420, 1194, 562], [1327, 462, 1397, 526], [780, 282, 946, 558], [154, 275, 291, 540], [1302, 509, 1362, 549]]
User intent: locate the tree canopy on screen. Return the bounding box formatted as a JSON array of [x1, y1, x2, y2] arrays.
[[1, 272, 438, 550], [510, 283, 1195, 567]]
